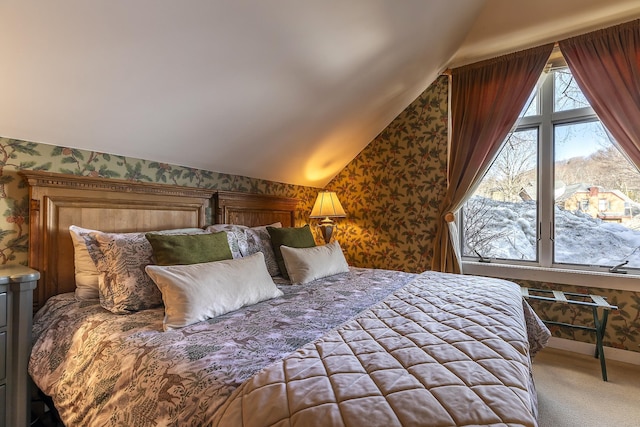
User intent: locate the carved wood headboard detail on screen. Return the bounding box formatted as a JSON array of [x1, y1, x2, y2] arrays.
[[20, 171, 299, 311]]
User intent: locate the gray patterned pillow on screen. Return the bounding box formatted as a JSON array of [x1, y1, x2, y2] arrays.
[[244, 225, 281, 276], [85, 228, 208, 314], [205, 224, 247, 259], [205, 223, 282, 276]]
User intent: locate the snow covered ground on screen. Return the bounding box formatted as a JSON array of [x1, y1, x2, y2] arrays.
[[463, 197, 640, 270]]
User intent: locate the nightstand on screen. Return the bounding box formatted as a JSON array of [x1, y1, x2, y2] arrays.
[[0, 265, 39, 427]]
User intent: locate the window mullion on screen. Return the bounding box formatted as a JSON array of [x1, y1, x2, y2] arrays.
[[538, 72, 554, 267]]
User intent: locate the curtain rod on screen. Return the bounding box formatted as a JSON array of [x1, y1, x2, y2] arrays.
[[443, 42, 560, 76]]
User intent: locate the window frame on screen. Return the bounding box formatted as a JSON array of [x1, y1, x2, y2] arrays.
[[460, 66, 640, 291]]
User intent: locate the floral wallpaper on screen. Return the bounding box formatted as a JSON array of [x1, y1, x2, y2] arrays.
[[327, 76, 449, 274], [0, 137, 318, 266], [1, 74, 638, 353]]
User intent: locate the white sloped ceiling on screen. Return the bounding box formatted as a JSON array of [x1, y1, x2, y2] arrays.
[[1, 0, 639, 187]]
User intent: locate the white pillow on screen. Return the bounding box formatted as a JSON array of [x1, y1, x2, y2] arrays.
[[69, 225, 101, 300], [280, 241, 349, 285], [145, 252, 284, 331]]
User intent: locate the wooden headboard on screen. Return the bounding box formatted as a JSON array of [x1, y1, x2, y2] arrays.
[[214, 190, 297, 227], [21, 171, 298, 310]]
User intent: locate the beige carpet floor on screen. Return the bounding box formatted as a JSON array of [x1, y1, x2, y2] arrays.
[[533, 347, 640, 427]]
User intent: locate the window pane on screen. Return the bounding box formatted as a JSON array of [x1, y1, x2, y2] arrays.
[[554, 121, 640, 269], [462, 129, 538, 261], [522, 89, 538, 117], [554, 68, 589, 112]]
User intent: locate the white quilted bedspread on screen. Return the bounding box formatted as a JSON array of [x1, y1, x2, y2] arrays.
[[212, 271, 542, 427]]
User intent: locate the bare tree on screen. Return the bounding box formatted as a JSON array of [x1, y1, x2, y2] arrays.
[[476, 129, 537, 202], [590, 146, 640, 200], [554, 69, 590, 111], [462, 196, 510, 258]]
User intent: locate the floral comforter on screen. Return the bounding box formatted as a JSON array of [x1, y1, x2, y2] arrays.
[[29, 268, 549, 426]]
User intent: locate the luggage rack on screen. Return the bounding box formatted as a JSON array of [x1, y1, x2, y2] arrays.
[[521, 287, 618, 381]]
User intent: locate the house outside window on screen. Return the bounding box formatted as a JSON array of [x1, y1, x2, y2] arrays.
[[461, 53, 640, 273]]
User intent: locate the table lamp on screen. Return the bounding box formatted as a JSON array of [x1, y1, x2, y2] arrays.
[[309, 191, 346, 244]]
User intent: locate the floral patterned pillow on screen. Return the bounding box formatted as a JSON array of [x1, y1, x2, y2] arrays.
[[86, 231, 162, 314], [205, 223, 282, 276], [244, 225, 281, 276]]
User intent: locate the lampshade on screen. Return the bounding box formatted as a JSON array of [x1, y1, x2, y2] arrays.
[[309, 191, 346, 219]]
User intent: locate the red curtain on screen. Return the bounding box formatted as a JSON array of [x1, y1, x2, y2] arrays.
[[560, 19, 640, 169], [431, 44, 553, 273]]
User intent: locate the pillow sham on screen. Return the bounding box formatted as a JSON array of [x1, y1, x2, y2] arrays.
[[267, 224, 316, 279], [145, 232, 232, 266], [280, 241, 349, 284], [87, 231, 163, 314], [206, 222, 282, 276], [70, 225, 207, 302], [145, 252, 284, 331], [244, 224, 281, 276]]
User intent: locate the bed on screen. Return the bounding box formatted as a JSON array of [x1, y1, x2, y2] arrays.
[[23, 171, 550, 427]]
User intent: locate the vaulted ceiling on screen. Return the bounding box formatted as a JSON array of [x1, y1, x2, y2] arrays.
[[1, 0, 639, 187]]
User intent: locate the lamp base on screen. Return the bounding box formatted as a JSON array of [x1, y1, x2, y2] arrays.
[[318, 224, 334, 244], [317, 218, 335, 244]]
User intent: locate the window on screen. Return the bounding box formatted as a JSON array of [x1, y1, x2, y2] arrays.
[[580, 199, 589, 211], [598, 199, 608, 212], [461, 56, 640, 273]]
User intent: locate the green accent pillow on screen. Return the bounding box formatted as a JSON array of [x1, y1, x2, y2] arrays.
[[267, 224, 316, 279], [146, 232, 233, 266]]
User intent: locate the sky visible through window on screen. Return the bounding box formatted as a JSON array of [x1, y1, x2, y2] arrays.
[[555, 121, 608, 161]]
